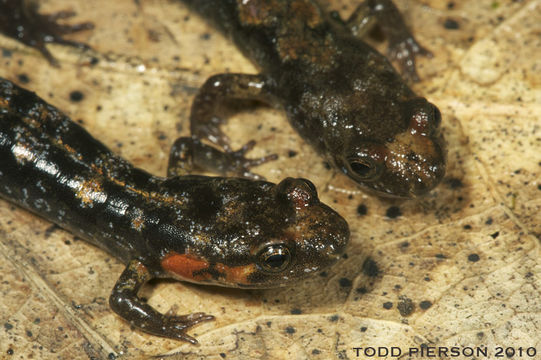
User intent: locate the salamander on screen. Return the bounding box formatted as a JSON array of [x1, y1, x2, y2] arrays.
[[0, 77, 349, 343], [0, 0, 93, 65], [177, 0, 446, 198]]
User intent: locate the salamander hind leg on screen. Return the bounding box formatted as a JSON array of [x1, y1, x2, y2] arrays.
[[342, 0, 432, 81], [168, 137, 277, 180], [109, 259, 214, 343]]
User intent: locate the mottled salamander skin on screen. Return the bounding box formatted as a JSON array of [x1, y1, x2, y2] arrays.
[[179, 0, 446, 198], [0, 0, 93, 65], [0, 78, 349, 343]]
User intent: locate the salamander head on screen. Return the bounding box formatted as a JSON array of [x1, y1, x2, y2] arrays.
[[244, 177, 350, 287], [160, 177, 349, 288], [338, 97, 446, 198]]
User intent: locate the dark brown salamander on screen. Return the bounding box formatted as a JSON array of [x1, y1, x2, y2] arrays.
[[0, 0, 93, 65], [178, 0, 446, 198], [0, 77, 349, 343]]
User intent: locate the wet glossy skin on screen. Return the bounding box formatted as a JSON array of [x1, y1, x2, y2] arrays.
[[0, 78, 349, 343], [0, 0, 93, 65], [180, 0, 446, 198]]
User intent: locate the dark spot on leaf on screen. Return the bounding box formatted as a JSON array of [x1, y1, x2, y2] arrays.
[[357, 204, 367, 216], [468, 254, 480, 262], [419, 300, 432, 310], [445, 177, 463, 189], [339, 277, 352, 288], [17, 74, 30, 84], [435, 254, 446, 259], [397, 296, 415, 316], [288, 150, 297, 158], [312, 349, 321, 355], [490, 231, 499, 239], [386, 206, 401, 219], [463, 224, 472, 230], [360, 326, 368, 332], [362, 257, 380, 277], [443, 18, 460, 30], [285, 326, 296, 334], [329, 315, 339, 322], [485, 217, 493, 225], [69, 90, 84, 102], [290, 308, 302, 315], [383, 302, 393, 310]]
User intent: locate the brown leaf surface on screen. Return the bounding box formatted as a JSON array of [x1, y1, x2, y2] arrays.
[[0, 0, 539, 358]]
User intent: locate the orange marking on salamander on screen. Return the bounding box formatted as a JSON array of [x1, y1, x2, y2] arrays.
[[161, 252, 213, 282], [161, 252, 257, 285], [216, 263, 256, 285]]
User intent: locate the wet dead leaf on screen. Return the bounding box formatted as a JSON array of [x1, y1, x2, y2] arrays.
[[0, 0, 539, 358]]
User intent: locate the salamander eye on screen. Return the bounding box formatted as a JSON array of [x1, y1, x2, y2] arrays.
[[257, 244, 291, 273], [301, 178, 317, 193], [347, 156, 382, 181]]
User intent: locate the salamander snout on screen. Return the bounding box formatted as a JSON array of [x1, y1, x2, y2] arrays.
[[342, 98, 446, 198], [392, 98, 446, 197]]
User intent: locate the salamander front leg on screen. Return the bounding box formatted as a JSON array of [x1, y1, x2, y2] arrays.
[[168, 137, 277, 180], [190, 73, 276, 151], [109, 259, 214, 343], [337, 0, 432, 81]]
